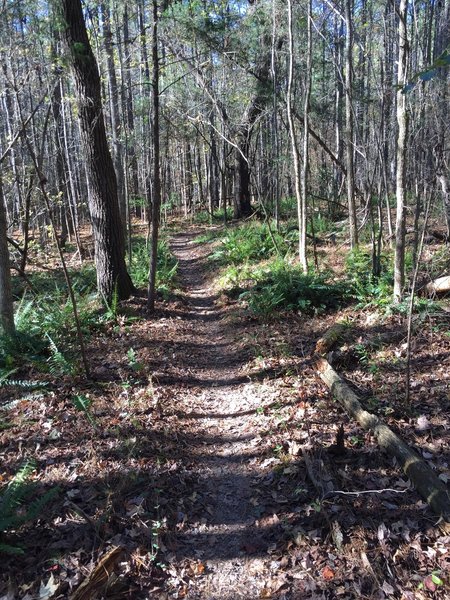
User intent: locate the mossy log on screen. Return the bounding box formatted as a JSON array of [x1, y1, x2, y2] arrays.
[[315, 356, 450, 522], [314, 321, 349, 356]]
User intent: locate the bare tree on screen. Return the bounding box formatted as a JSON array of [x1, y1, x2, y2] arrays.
[[345, 0, 357, 248]]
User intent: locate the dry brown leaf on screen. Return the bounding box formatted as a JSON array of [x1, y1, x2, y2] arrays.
[[322, 566, 335, 581]]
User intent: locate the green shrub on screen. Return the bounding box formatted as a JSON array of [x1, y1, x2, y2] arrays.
[[308, 214, 335, 235], [240, 260, 348, 318]]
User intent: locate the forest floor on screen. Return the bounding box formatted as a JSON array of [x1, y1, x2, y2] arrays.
[[1, 227, 450, 599]]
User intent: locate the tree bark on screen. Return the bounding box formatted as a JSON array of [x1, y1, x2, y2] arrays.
[[345, 0, 358, 248], [147, 0, 161, 313], [393, 0, 409, 303], [286, 0, 307, 271], [60, 0, 134, 301], [0, 172, 15, 337], [101, 1, 126, 233]]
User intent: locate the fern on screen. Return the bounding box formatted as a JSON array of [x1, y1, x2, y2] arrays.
[[0, 460, 59, 555], [71, 394, 97, 428], [45, 334, 75, 375], [102, 284, 120, 322], [0, 378, 48, 389]]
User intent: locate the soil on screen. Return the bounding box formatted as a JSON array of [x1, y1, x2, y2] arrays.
[[1, 228, 450, 599]]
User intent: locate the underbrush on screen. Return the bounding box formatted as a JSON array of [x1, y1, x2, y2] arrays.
[[2, 236, 177, 378], [129, 236, 178, 296], [0, 460, 59, 555], [233, 259, 349, 318], [192, 206, 233, 224], [209, 222, 288, 265], [345, 248, 394, 308]]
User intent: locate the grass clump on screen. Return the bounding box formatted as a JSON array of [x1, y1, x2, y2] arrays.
[[240, 260, 348, 318]]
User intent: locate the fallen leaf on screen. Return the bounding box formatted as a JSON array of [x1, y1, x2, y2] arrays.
[[382, 580, 395, 595], [39, 573, 58, 599], [423, 576, 437, 592], [322, 566, 334, 581]]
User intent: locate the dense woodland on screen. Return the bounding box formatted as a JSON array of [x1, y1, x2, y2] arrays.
[[1, 0, 450, 598]]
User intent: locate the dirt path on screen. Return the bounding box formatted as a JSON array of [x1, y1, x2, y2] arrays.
[[165, 231, 286, 598]]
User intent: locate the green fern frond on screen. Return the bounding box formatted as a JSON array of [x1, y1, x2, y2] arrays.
[[0, 460, 37, 521], [71, 394, 96, 428], [0, 378, 48, 389], [0, 542, 25, 555], [0, 461, 59, 554], [45, 334, 75, 375]]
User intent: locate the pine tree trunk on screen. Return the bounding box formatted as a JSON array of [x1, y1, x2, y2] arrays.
[[61, 0, 134, 301]]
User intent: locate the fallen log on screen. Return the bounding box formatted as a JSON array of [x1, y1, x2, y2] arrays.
[[425, 275, 450, 296], [315, 355, 450, 523], [314, 321, 349, 356]]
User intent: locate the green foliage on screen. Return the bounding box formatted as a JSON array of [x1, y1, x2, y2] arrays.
[[345, 248, 393, 307], [279, 197, 297, 219], [129, 236, 178, 296], [193, 207, 233, 224], [210, 222, 286, 266], [240, 260, 348, 318], [3, 235, 178, 377], [0, 460, 59, 555], [127, 348, 144, 373], [102, 285, 120, 322], [70, 394, 96, 428], [404, 48, 450, 93], [308, 214, 335, 235]]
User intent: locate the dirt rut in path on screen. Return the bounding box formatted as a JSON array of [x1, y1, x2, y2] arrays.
[[166, 232, 284, 599]]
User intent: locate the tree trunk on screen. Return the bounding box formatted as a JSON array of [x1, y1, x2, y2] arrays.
[[101, 1, 126, 233], [316, 356, 450, 521], [60, 0, 134, 301], [393, 0, 409, 303], [147, 0, 161, 313], [300, 0, 312, 273], [233, 132, 252, 218], [345, 0, 358, 248], [0, 173, 15, 337], [286, 0, 307, 271]]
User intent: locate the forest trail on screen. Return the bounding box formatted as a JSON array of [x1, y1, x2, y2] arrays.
[[165, 230, 286, 598]]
